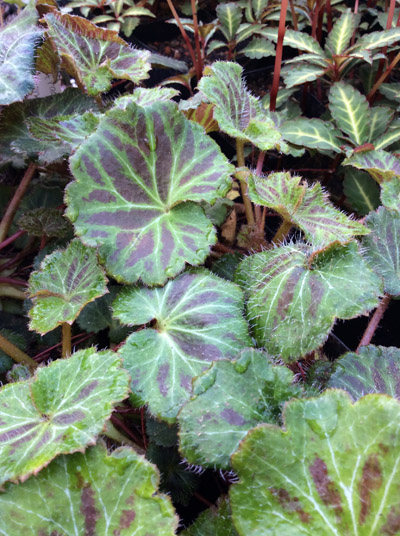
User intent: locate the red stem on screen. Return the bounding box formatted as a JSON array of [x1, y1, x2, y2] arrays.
[[326, 0, 332, 31], [270, 0, 288, 112], [0, 277, 27, 287], [311, 0, 321, 40], [111, 414, 144, 449], [191, 0, 203, 80], [0, 230, 26, 252], [32, 332, 93, 362], [356, 294, 391, 351]]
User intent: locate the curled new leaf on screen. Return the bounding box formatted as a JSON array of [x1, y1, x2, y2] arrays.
[[28, 239, 108, 334], [114, 271, 251, 420], [66, 100, 233, 285], [231, 390, 400, 535], [0, 442, 178, 535], [0, 348, 129, 485]]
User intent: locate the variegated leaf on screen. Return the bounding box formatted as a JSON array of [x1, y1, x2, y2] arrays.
[[178, 348, 302, 468], [280, 118, 342, 152], [281, 64, 326, 88], [241, 37, 275, 59], [343, 168, 380, 215], [0, 442, 178, 536], [216, 2, 242, 41], [0, 4, 43, 105], [381, 177, 400, 210], [248, 172, 368, 245], [327, 345, 400, 399], [343, 149, 400, 183], [114, 271, 251, 420], [114, 87, 179, 109], [329, 82, 370, 145], [66, 100, 233, 285], [28, 239, 108, 334], [379, 83, 400, 102], [374, 128, 400, 150], [355, 27, 400, 52], [235, 242, 382, 360], [283, 29, 325, 55], [0, 348, 129, 485], [45, 12, 150, 96], [368, 106, 394, 142], [231, 390, 400, 535], [198, 62, 285, 151], [363, 206, 400, 296], [325, 10, 356, 55]]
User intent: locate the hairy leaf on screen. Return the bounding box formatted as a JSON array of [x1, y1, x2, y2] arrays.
[[235, 242, 382, 360], [28, 239, 108, 334], [327, 345, 400, 399], [0, 348, 129, 485], [248, 172, 368, 245], [281, 64, 326, 88], [231, 390, 400, 535], [329, 82, 370, 145], [343, 168, 380, 215], [114, 87, 179, 109], [198, 62, 285, 151], [216, 2, 242, 41], [114, 271, 251, 420], [363, 206, 400, 296], [325, 10, 356, 55], [18, 208, 71, 238], [45, 12, 150, 96], [242, 37, 275, 59], [280, 118, 342, 152], [381, 177, 400, 210], [343, 150, 400, 183], [0, 4, 43, 105], [182, 496, 238, 536], [0, 442, 178, 535], [178, 348, 301, 468], [66, 100, 233, 285]]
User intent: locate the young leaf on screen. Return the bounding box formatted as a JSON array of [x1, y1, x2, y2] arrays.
[[0, 4, 43, 105], [235, 242, 382, 360], [18, 208, 71, 238], [329, 82, 370, 146], [0, 348, 129, 485], [178, 348, 302, 468], [216, 2, 242, 41], [362, 206, 400, 296], [343, 168, 380, 215], [45, 12, 150, 96], [327, 345, 400, 399], [248, 172, 368, 245], [0, 442, 178, 535], [283, 29, 325, 55], [231, 390, 400, 535], [325, 10, 356, 55], [343, 149, 400, 183], [28, 239, 108, 334], [114, 271, 251, 420], [241, 37, 275, 59], [182, 496, 238, 536], [280, 118, 342, 152], [281, 64, 326, 88], [66, 100, 233, 285], [198, 62, 285, 151]]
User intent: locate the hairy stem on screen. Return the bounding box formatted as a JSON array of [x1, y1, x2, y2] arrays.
[[270, 0, 288, 111], [62, 323, 72, 358], [236, 140, 255, 226], [254, 151, 265, 227], [272, 218, 292, 245], [0, 333, 38, 370], [0, 162, 36, 243], [357, 294, 391, 351]]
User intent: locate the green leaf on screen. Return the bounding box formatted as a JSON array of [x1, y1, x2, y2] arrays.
[[66, 100, 233, 285], [45, 12, 150, 96], [241, 36, 275, 59], [329, 82, 370, 145], [368, 106, 394, 142], [343, 149, 400, 183], [379, 83, 400, 102], [182, 496, 239, 536], [0, 442, 178, 535], [381, 177, 400, 210], [114, 87, 179, 109], [18, 207, 71, 238], [355, 27, 400, 51], [235, 242, 382, 360], [248, 171, 368, 245], [283, 29, 325, 55], [280, 118, 342, 152], [212, 252, 244, 281], [0, 348, 129, 485], [216, 2, 242, 41], [198, 62, 285, 151], [0, 329, 26, 374], [325, 10, 356, 55], [231, 390, 400, 535], [114, 271, 251, 420], [374, 128, 400, 150], [363, 206, 400, 296], [0, 4, 43, 105], [28, 239, 108, 334], [252, 0, 268, 19], [178, 348, 302, 468], [281, 64, 326, 88], [327, 345, 400, 399], [343, 167, 380, 215]]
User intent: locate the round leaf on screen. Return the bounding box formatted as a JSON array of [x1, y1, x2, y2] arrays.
[[114, 271, 251, 420], [66, 101, 233, 285]]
